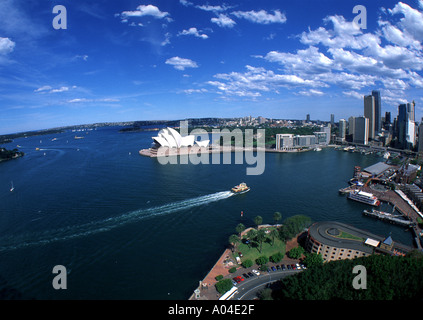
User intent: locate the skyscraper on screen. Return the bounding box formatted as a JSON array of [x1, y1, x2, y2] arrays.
[[364, 95, 375, 140], [353, 116, 369, 145], [339, 119, 347, 141], [398, 102, 416, 149], [372, 90, 382, 134]]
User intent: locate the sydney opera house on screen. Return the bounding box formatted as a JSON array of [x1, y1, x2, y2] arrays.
[[152, 127, 210, 149]]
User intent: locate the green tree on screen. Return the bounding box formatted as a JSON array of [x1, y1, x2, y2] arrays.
[[236, 223, 245, 238], [269, 229, 278, 246], [256, 229, 266, 253], [287, 246, 305, 259], [229, 234, 240, 252], [242, 259, 253, 268], [256, 255, 269, 265], [302, 252, 323, 268], [247, 228, 257, 241], [273, 212, 282, 225], [258, 288, 273, 300], [216, 279, 234, 295], [254, 215, 263, 228], [270, 252, 283, 263]]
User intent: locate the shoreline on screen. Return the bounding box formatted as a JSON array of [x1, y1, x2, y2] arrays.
[[139, 145, 326, 157]]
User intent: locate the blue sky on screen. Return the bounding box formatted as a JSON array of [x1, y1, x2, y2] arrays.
[[1, 0, 423, 134]]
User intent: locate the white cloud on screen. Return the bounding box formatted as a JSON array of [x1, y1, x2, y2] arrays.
[[211, 14, 236, 28], [34, 85, 52, 93], [389, 1, 423, 41], [67, 98, 119, 103], [263, 47, 334, 75], [165, 56, 198, 70], [34, 85, 76, 94], [0, 37, 15, 55], [196, 4, 229, 13], [178, 27, 208, 39], [207, 65, 325, 98], [342, 90, 364, 100], [120, 5, 170, 20], [231, 9, 287, 24], [297, 89, 324, 96], [183, 88, 208, 94]]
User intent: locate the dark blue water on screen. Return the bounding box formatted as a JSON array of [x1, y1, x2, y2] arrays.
[[0, 127, 414, 299]]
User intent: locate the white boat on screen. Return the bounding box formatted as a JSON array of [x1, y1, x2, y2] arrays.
[[347, 190, 380, 206], [10, 181, 14, 192], [314, 147, 322, 151]]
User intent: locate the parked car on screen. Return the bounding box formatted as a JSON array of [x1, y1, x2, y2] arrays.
[[243, 273, 250, 279], [301, 264, 307, 270], [233, 276, 244, 283], [247, 272, 254, 277], [296, 263, 301, 270], [287, 264, 292, 270], [271, 266, 276, 272], [281, 264, 286, 271], [252, 269, 260, 276], [276, 265, 281, 270], [291, 264, 296, 270]]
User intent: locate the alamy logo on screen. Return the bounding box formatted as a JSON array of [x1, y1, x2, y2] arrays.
[[352, 265, 367, 290]]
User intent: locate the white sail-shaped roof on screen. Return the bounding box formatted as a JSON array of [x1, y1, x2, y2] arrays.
[[152, 127, 197, 148]]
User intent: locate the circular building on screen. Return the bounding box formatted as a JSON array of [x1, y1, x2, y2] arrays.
[[305, 221, 411, 262]]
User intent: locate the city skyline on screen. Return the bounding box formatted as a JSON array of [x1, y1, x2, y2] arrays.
[[1, 0, 423, 134]]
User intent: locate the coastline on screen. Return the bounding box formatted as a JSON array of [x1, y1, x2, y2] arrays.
[[139, 145, 325, 157]]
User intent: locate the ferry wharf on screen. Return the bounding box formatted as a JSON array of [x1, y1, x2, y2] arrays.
[[360, 186, 423, 250]]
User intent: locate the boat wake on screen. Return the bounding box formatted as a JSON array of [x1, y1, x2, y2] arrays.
[[0, 191, 234, 252]]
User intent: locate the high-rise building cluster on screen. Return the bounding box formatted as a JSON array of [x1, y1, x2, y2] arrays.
[[336, 90, 421, 153]]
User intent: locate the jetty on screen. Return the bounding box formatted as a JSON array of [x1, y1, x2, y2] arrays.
[[362, 209, 413, 227]]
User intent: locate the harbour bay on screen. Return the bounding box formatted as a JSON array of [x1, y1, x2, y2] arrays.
[[0, 127, 414, 299]]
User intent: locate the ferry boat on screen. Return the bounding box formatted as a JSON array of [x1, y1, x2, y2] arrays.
[[231, 182, 250, 194], [347, 190, 380, 206]]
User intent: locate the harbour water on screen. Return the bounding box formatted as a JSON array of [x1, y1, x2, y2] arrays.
[[0, 127, 414, 299]]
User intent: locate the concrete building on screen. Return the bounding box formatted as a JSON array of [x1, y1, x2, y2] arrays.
[[372, 90, 382, 134], [305, 221, 412, 262], [364, 95, 375, 140], [338, 119, 347, 141], [418, 119, 423, 154], [353, 116, 369, 145], [398, 102, 416, 149], [276, 134, 294, 151]]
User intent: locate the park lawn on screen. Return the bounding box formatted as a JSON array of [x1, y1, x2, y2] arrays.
[[233, 234, 286, 265]]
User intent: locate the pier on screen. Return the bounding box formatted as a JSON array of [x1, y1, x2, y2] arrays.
[[362, 209, 413, 227]]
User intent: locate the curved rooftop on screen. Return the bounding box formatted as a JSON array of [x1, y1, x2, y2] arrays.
[[308, 221, 385, 254], [152, 127, 209, 148]]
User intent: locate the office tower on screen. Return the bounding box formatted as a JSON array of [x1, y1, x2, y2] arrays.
[[419, 118, 423, 154], [398, 102, 416, 149], [339, 119, 347, 140], [372, 90, 382, 134], [348, 116, 355, 136], [364, 95, 375, 140], [385, 112, 391, 124], [306, 114, 310, 123], [353, 116, 369, 145], [330, 114, 334, 125]]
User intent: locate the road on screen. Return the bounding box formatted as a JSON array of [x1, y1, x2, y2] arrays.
[[232, 269, 303, 300]]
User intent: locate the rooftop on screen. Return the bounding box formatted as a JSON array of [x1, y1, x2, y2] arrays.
[[363, 162, 393, 176]]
